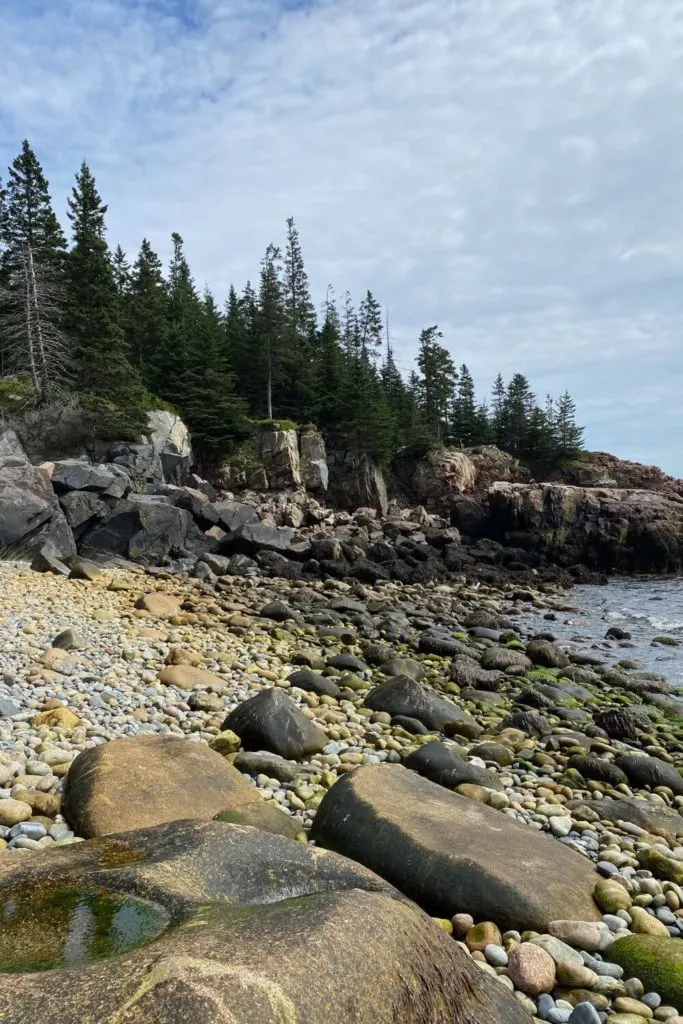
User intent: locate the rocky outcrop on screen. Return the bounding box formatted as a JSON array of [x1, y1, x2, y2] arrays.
[[252, 423, 302, 489], [0, 818, 527, 1024], [564, 451, 683, 496], [311, 763, 601, 931], [486, 482, 683, 573], [327, 449, 388, 514], [0, 459, 75, 559], [79, 495, 206, 563], [299, 427, 329, 491], [410, 445, 523, 514], [144, 410, 193, 484]]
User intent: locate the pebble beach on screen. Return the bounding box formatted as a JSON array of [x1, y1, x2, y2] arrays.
[[2, 558, 683, 1022]]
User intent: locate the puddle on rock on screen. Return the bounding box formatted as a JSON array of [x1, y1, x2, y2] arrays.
[[0, 887, 169, 973]]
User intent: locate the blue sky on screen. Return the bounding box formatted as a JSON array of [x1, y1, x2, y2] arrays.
[[2, 0, 683, 472]]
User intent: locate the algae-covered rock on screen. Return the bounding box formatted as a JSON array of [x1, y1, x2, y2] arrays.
[[0, 819, 530, 1024], [637, 846, 683, 884], [610, 934, 683, 1011]]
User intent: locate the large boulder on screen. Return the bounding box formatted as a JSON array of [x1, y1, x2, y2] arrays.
[[412, 449, 477, 513], [327, 449, 388, 515], [610, 934, 683, 1011], [252, 423, 301, 489], [144, 410, 192, 483], [0, 819, 527, 1024], [220, 522, 297, 556], [46, 459, 131, 497], [566, 796, 683, 837], [212, 500, 260, 532], [614, 753, 683, 795], [311, 763, 600, 931], [79, 497, 206, 561], [364, 676, 478, 733], [222, 688, 328, 760], [0, 426, 28, 466], [100, 441, 165, 489], [299, 428, 328, 491], [0, 462, 75, 558], [63, 735, 261, 837]]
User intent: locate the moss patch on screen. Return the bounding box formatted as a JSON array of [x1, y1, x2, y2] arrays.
[[610, 934, 683, 1011]]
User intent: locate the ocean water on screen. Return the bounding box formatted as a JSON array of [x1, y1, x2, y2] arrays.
[[527, 577, 683, 687]]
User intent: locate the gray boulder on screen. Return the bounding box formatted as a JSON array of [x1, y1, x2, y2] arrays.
[[48, 459, 130, 497], [364, 676, 477, 733], [79, 498, 206, 562], [223, 688, 328, 760], [312, 763, 600, 932], [0, 462, 75, 558]]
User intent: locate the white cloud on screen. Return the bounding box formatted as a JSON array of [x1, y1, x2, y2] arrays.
[[2, 0, 683, 470]]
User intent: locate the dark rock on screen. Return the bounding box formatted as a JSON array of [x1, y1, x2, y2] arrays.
[[515, 688, 554, 710], [450, 658, 503, 692], [418, 634, 464, 657], [391, 715, 430, 735], [311, 763, 600, 932], [49, 459, 130, 497], [362, 643, 394, 666], [480, 647, 533, 672], [104, 441, 164, 487], [470, 742, 513, 767], [364, 676, 477, 733], [594, 707, 646, 741], [233, 750, 304, 783], [222, 522, 296, 556], [404, 741, 502, 791], [499, 711, 552, 737], [213, 500, 260, 532], [260, 601, 296, 622], [327, 653, 368, 673], [526, 639, 570, 669], [80, 499, 205, 562], [59, 490, 109, 531], [223, 688, 328, 761], [606, 627, 632, 641], [614, 754, 683, 796], [287, 670, 341, 698], [567, 755, 629, 788], [31, 542, 71, 575]]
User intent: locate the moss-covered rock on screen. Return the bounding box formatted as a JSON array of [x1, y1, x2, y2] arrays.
[[610, 934, 683, 1011]]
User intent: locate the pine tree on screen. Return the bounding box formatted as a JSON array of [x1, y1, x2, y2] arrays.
[[181, 290, 249, 468], [553, 391, 584, 462], [357, 290, 383, 360], [255, 243, 285, 419], [313, 287, 345, 432], [491, 372, 506, 446], [226, 282, 264, 414], [279, 217, 317, 420], [0, 140, 66, 273], [127, 238, 168, 379], [151, 232, 202, 410], [0, 140, 69, 395], [450, 364, 478, 446], [416, 325, 456, 440], [112, 245, 131, 298], [65, 161, 147, 435], [502, 373, 535, 458]]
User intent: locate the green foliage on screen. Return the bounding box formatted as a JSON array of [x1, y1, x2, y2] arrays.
[[0, 374, 35, 417], [0, 142, 587, 468], [257, 418, 298, 431]]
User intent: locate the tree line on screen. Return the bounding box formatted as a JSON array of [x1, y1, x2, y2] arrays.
[[0, 140, 584, 472]]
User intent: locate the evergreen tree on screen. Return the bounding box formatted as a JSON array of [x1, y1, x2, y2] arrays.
[[357, 290, 383, 360], [226, 281, 265, 414], [151, 231, 202, 409], [112, 244, 131, 298], [127, 238, 168, 379], [279, 217, 317, 419], [553, 391, 584, 462], [255, 243, 285, 419], [181, 290, 249, 467], [450, 364, 478, 446], [0, 140, 68, 394], [416, 325, 456, 440], [501, 373, 535, 458], [65, 161, 147, 435], [313, 288, 345, 432], [491, 372, 506, 445], [0, 140, 66, 273]]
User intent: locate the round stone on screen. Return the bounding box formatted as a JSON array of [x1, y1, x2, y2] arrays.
[[507, 941, 556, 995]]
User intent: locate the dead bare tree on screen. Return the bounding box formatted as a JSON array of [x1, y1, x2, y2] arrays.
[[0, 242, 72, 402]]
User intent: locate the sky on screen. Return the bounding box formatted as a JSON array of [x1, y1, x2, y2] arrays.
[[2, 0, 683, 472]]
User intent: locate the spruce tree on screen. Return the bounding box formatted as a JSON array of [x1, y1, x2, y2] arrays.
[[416, 325, 456, 440], [225, 282, 264, 413], [450, 364, 478, 446], [357, 290, 383, 360], [313, 288, 346, 432], [491, 372, 506, 446], [0, 140, 66, 272], [65, 161, 147, 435], [151, 232, 202, 410], [501, 373, 535, 458], [181, 290, 249, 468], [112, 244, 131, 298], [553, 391, 584, 463], [127, 238, 168, 379], [279, 218, 317, 420], [255, 243, 285, 419]]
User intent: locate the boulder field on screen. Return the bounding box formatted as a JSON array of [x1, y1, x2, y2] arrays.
[[0, 550, 681, 1019]]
